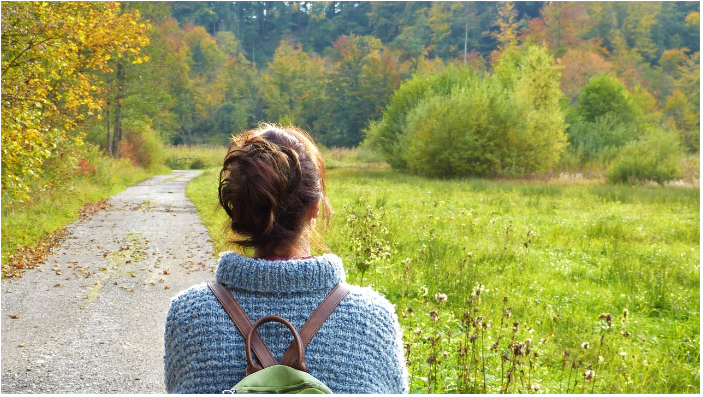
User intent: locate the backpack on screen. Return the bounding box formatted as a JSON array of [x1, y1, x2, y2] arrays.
[[208, 282, 350, 394]]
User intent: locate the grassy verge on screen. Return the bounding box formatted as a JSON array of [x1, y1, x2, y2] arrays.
[[1, 147, 169, 276], [186, 165, 699, 394], [164, 145, 226, 170]]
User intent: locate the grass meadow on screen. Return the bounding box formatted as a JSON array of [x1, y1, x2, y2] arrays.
[[186, 155, 700, 394]]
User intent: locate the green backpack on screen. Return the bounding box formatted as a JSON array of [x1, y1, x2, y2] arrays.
[[208, 283, 350, 394]]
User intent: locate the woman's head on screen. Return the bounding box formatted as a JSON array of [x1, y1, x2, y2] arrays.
[[218, 125, 330, 255]]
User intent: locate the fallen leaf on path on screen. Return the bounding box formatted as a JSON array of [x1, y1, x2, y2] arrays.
[[8, 314, 20, 319], [54, 283, 62, 287], [18, 344, 25, 348], [164, 286, 170, 290]]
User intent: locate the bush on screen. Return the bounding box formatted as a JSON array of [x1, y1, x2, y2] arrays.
[[606, 128, 684, 185], [119, 120, 165, 169], [368, 44, 567, 178], [567, 114, 639, 162]]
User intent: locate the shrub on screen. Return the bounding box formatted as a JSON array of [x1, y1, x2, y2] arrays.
[[119, 120, 165, 169], [606, 128, 684, 185], [567, 114, 639, 163], [370, 44, 567, 178]]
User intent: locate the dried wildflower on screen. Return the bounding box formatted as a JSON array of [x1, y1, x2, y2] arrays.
[[503, 296, 509, 303], [434, 292, 448, 303], [503, 307, 512, 318], [581, 342, 590, 350], [513, 321, 520, 332], [501, 353, 510, 362], [426, 355, 437, 364], [530, 384, 540, 392], [598, 356, 605, 363], [472, 283, 484, 297], [473, 316, 483, 327], [621, 330, 630, 338], [533, 351, 540, 358], [406, 307, 414, 315], [466, 298, 474, 306], [469, 334, 478, 343], [622, 308, 629, 318], [512, 342, 526, 356], [598, 313, 612, 322], [429, 310, 439, 322], [563, 348, 571, 357], [490, 341, 499, 351]]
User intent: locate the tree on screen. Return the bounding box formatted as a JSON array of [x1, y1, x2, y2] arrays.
[[664, 90, 700, 152], [558, 49, 611, 102], [491, 1, 519, 53], [1, 1, 149, 198]]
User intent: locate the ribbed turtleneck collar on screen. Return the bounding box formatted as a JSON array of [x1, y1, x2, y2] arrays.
[[215, 252, 346, 293]]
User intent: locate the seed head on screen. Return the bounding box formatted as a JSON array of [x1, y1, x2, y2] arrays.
[[621, 330, 630, 338], [622, 308, 629, 318], [503, 307, 512, 318], [583, 368, 595, 381], [429, 310, 439, 322], [406, 307, 414, 315], [469, 333, 478, 343], [581, 342, 590, 350], [434, 292, 448, 303]]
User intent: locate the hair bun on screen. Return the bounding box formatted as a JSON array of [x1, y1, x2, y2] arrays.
[[218, 126, 330, 251]]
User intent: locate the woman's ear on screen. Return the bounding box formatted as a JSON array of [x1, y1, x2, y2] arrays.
[[309, 199, 320, 220]]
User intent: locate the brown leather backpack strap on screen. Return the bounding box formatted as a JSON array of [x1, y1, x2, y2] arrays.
[[207, 282, 277, 368], [279, 283, 350, 367]]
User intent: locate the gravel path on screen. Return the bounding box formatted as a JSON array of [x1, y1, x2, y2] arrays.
[[1, 170, 217, 393]]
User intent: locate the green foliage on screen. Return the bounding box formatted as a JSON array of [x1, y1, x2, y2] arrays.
[[573, 73, 637, 124], [606, 128, 685, 185], [370, 45, 567, 177], [567, 114, 639, 163], [119, 120, 166, 170], [345, 202, 391, 284]]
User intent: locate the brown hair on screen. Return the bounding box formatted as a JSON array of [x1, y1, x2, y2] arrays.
[[218, 124, 331, 253]]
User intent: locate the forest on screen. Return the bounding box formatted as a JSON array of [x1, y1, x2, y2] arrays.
[[2, 1, 700, 200], [1, 2, 700, 393]]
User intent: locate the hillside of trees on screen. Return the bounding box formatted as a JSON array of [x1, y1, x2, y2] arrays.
[[2, 2, 700, 199]]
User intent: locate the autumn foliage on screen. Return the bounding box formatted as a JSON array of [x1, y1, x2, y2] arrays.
[[1, 1, 150, 199]]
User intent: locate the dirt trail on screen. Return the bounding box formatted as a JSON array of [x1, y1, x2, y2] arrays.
[[1, 170, 217, 393]]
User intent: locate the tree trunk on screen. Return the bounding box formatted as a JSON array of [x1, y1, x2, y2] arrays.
[[106, 74, 112, 156], [106, 104, 111, 155], [112, 60, 125, 157], [464, 21, 469, 65]]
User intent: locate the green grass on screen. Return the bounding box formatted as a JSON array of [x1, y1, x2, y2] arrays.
[[186, 166, 699, 394], [164, 145, 227, 170]]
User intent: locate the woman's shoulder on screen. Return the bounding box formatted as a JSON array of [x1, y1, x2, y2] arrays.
[[166, 283, 215, 320], [338, 284, 400, 325]]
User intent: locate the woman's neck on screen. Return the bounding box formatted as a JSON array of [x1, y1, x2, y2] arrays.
[[254, 241, 311, 260]]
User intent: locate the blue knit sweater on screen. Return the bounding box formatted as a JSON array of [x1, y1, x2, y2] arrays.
[[164, 252, 409, 394]]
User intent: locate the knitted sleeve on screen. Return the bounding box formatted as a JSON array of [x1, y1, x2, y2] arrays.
[[336, 286, 409, 394]]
